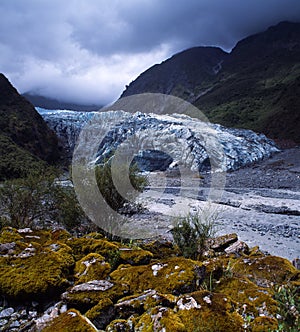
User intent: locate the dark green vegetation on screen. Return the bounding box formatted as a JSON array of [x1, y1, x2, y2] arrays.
[[171, 208, 219, 259], [0, 74, 60, 180], [0, 168, 84, 232], [121, 22, 300, 143], [95, 159, 148, 213]]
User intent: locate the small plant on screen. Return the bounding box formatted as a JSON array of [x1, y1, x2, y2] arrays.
[[171, 205, 220, 259], [273, 284, 300, 331]]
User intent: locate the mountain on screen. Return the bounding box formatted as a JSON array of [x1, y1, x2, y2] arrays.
[[23, 93, 102, 111], [0, 74, 60, 180], [120, 22, 300, 143], [121, 46, 228, 102]]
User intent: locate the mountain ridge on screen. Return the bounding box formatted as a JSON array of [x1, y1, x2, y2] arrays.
[[0, 74, 60, 179], [120, 21, 300, 143]]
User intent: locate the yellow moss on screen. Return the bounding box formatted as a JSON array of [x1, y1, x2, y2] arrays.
[[63, 282, 129, 310], [106, 319, 132, 332], [51, 228, 72, 242], [85, 298, 113, 321], [177, 290, 244, 332], [0, 227, 23, 243], [135, 307, 185, 332], [0, 241, 74, 300], [119, 248, 153, 265], [66, 237, 119, 261], [215, 277, 278, 318], [74, 253, 111, 284], [42, 309, 98, 332], [251, 316, 278, 331], [141, 239, 179, 259], [232, 255, 299, 287], [115, 290, 177, 319], [110, 257, 203, 295]]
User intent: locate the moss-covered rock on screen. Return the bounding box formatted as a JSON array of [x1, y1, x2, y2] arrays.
[[140, 238, 179, 259], [215, 277, 278, 318], [0, 227, 23, 243], [251, 316, 278, 332], [85, 298, 115, 330], [135, 307, 186, 332], [74, 253, 111, 284], [115, 289, 177, 319], [232, 255, 299, 287], [176, 290, 244, 332], [106, 319, 132, 332], [65, 236, 119, 261], [62, 279, 129, 311], [0, 240, 74, 301], [110, 257, 205, 295], [42, 309, 98, 332], [119, 247, 153, 265]]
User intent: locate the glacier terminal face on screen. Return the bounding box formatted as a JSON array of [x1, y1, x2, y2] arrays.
[[37, 108, 279, 172]]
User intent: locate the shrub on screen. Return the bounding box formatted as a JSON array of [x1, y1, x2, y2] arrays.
[[0, 167, 85, 231], [171, 206, 220, 259], [95, 158, 148, 213]]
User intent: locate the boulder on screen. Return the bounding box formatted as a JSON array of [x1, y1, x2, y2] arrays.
[[42, 309, 98, 332], [110, 257, 205, 295]]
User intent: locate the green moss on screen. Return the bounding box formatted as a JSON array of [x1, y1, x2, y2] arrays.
[[42, 309, 98, 332], [110, 257, 203, 295], [74, 253, 111, 284]]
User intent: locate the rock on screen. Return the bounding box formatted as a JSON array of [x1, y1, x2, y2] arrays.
[[106, 319, 132, 332], [74, 253, 111, 284], [85, 298, 115, 330], [42, 309, 98, 332], [231, 255, 299, 287], [0, 236, 74, 300], [0, 242, 16, 254], [0, 307, 14, 318], [225, 240, 249, 256], [110, 257, 204, 295], [115, 289, 177, 318], [208, 233, 238, 252], [119, 248, 153, 265], [62, 280, 128, 311]]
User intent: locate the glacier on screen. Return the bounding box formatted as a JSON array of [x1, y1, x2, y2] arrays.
[[37, 107, 279, 172]]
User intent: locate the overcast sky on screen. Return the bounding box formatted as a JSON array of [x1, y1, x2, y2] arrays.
[[0, 0, 300, 106]]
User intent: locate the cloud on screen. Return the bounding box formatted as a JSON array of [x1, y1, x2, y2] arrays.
[[0, 0, 299, 105]]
